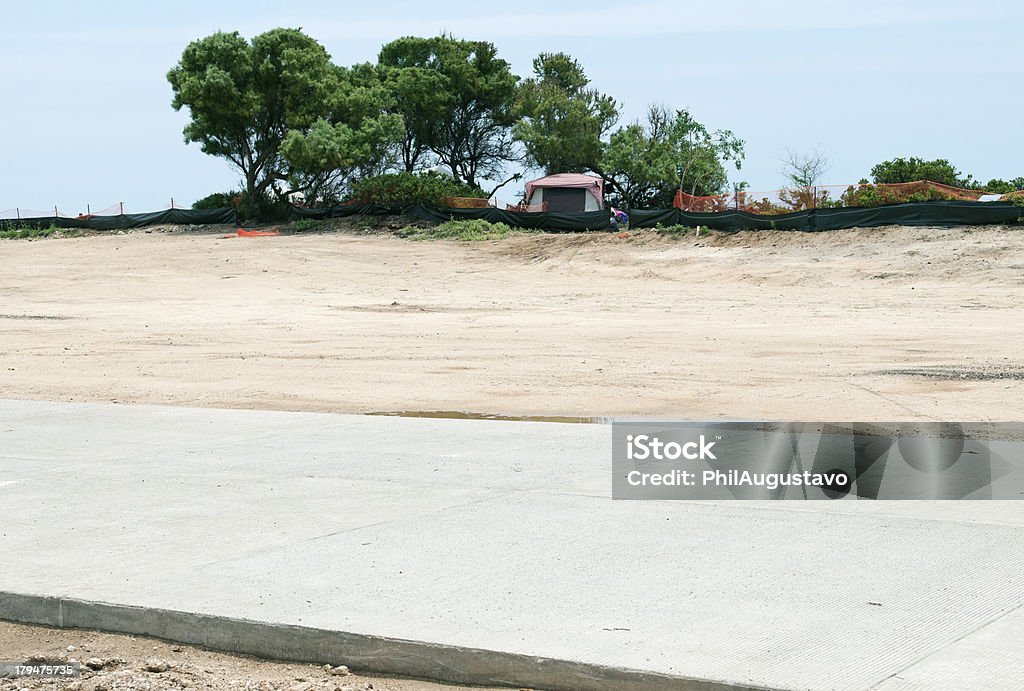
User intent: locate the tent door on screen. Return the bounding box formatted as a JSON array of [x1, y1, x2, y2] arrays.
[[543, 187, 587, 212]]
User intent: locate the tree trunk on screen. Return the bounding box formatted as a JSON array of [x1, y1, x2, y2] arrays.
[[245, 170, 258, 217], [402, 140, 416, 172]]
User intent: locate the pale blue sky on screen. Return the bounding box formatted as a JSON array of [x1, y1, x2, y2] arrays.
[[1, 0, 1020, 213]]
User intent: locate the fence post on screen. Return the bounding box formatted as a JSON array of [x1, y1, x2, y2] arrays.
[[54, 205, 58, 218], [16, 208, 20, 221], [119, 202, 124, 216]]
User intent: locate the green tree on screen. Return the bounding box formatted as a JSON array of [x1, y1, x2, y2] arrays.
[[870, 157, 973, 187], [280, 63, 405, 203], [513, 52, 618, 174], [600, 105, 744, 208], [167, 28, 336, 212], [981, 177, 1024, 194], [599, 120, 669, 207], [377, 59, 452, 172], [378, 35, 519, 188], [664, 107, 743, 200]]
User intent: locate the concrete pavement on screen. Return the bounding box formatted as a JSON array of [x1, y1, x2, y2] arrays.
[[1, 399, 1022, 690]]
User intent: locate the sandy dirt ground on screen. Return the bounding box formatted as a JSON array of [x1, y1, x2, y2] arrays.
[[0, 621, 512, 691], [2, 225, 1024, 421], [3, 224, 1024, 686]]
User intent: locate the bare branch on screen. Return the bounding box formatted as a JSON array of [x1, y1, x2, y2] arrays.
[[780, 146, 832, 188]]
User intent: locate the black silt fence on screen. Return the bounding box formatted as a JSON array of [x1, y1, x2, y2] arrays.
[[0, 208, 237, 231], [293, 200, 1023, 233]]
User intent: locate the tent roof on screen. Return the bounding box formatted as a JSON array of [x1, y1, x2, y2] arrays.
[[525, 173, 604, 206]]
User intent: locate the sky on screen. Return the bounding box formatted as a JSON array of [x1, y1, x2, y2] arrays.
[[1, 0, 1021, 214]]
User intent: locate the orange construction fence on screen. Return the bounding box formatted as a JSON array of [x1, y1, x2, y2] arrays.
[[674, 180, 1021, 214]]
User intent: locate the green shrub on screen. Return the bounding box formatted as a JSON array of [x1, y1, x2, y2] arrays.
[[0, 225, 61, 239], [193, 190, 288, 222], [839, 183, 959, 208], [293, 218, 324, 232], [349, 172, 487, 208], [654, 224, 697, 236], [399, 219, 527, 241], [245, 193, 290, 223], [192, 191, 239, 210], [744, 197, 792, 215], [777, 187, 840, 211]]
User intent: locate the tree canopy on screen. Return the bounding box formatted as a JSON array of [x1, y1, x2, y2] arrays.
[[982, 177, 1024, 194], [168, 28, 1022, 220], [378, 61, 452, 173], [513, 52, 618, 175], [601, 105, 744, 208], [378, 36, 519, 188], [870, 157, 971, 188], [167, 28, 337, 209], [170, 30, 753, 217], [279, 63, 404, 203], [868, 157, 1023, 194]]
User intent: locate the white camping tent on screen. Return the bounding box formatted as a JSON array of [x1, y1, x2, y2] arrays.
[[525, 173, 604, 212]]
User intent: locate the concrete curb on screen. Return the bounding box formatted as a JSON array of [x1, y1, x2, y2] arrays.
[[0, 591, 769, 691]]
